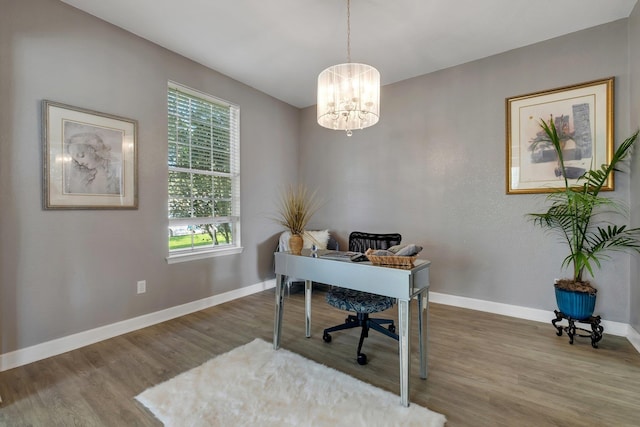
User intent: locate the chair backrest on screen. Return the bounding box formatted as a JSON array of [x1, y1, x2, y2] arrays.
[[349, 231, 402, 252]]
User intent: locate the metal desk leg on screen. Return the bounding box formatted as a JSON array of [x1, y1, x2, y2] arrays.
[[397, 298, 411, 407], [273, 273, 286, 350], [305, 280, 312, 338], [417, 289, 429, 379]]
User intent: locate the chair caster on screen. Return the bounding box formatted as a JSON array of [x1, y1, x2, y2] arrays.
[[388, 324, 396, 333], [323, 332, 332, 343], [357, 353, 367, 365]]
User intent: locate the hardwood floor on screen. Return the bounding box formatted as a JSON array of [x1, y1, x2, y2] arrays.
[[1, 287, 639, 426]]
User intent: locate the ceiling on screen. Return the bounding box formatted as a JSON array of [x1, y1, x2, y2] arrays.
[[60, 0, 638, 108]]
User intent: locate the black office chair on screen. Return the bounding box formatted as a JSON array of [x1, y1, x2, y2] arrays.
[[322, 231, 402, 365]]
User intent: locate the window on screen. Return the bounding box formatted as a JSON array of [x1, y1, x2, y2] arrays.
[[167, 82, 241, 263]]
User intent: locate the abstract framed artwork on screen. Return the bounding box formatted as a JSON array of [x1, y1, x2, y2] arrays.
[[506, 77, 614, 194], [43, 100, 138, 209]]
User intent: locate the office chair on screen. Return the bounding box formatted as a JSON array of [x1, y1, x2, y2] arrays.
[[322, 231, 401, 365]]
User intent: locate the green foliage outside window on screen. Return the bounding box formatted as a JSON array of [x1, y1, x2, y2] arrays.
[[168, 85, 239, 252]]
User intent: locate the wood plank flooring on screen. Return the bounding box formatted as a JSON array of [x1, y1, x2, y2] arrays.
[[1, 287, 639, 426]]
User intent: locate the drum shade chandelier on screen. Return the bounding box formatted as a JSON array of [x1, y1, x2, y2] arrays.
[[317, 0, 380, 136]]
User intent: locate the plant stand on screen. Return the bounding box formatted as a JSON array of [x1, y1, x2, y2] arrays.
[[551, 310, 603, 348]]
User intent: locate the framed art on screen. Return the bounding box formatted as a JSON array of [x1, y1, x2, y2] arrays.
[[43, 100, 138, 209], [506, 77, 613, 194]]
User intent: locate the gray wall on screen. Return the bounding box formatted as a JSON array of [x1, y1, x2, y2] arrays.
[[630, 2, 640, 332], [300, 19, 635, 323], [0, 0, 298, 354], [2, 0, 638, 357]]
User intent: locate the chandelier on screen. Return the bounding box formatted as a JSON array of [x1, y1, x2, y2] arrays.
[[317, 0, 380, 136]]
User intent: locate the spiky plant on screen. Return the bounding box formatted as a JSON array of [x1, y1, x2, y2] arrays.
[[275, 184, 321, 235], [528, 117, 640, 287]]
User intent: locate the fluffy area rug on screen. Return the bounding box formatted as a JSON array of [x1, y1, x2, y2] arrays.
[[136, 338, 446, 426]]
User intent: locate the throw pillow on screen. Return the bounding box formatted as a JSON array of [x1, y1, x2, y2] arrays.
[[303, 230, 330, 250]]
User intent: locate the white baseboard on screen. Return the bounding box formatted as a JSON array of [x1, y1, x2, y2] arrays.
[[1, 283, 637, 372], [628, 326, 640, 353], [429, 292, 630, 337], [0, 279, 276, 372]]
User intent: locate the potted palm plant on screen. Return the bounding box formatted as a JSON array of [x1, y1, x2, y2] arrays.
[[275, 184, 321, 255], [528, 116, 640, 320]]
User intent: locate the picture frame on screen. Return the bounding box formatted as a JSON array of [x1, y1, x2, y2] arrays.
[[506, 77, 614, 194], [43, 100, 138, 209]]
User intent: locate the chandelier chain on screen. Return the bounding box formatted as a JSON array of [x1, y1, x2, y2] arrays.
[[346, 0, 351, 63]]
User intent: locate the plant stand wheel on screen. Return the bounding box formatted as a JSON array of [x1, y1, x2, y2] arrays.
[[551, 310, 603, 348]]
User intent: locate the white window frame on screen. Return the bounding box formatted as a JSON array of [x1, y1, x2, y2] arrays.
[[166, 82, 242, 264]]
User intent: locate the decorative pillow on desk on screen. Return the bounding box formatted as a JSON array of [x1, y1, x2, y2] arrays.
[[389, 244, 423, 256]]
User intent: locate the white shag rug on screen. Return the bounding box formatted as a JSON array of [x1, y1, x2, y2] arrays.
[[136, 338, 446, 427]]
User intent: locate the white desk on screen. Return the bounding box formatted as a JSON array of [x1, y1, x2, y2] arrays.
[[273, 250, 432, 407]]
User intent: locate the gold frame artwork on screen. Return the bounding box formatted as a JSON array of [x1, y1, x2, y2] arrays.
[[506, 77, 614, 194], [43, 100, 138, 209]]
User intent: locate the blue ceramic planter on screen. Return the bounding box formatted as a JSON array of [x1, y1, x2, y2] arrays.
[[555, 286, 596, 320]]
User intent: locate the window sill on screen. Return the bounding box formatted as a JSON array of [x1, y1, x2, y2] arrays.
[[166, 246, 244, 264]]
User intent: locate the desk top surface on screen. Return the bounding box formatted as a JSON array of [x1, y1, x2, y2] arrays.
[[274, 250, 431, 299], [276, 249, 430, 269]]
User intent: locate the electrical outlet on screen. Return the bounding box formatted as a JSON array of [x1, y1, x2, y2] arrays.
[[137, 280, 146, 294]]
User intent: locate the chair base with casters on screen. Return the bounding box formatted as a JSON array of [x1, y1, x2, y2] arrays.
[[323, 287, 398, 365], [323, 231, 402, 365]]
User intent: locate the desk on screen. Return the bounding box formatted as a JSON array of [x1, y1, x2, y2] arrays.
[[273, 249, 432, 407]]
